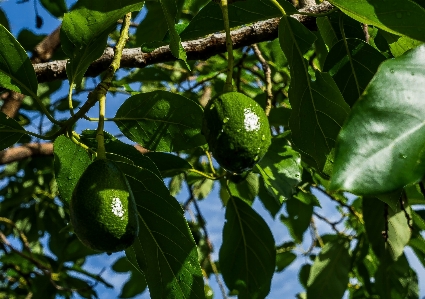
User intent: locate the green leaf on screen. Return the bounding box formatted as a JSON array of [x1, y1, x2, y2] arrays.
[[53, 135, 91, 206], [280, 195, 313, 243], [221, 173, 259, 206], [180, 0, 297, 41], [363, 197, 411, 261], [115, 90, 206, 152], [276, 250, 296, 272], [144, 152, 192, 177], [112, 257, 147, 298], [324, 38, 386, 107], [0, 25, 38, 96], [219, 196, 275, 299], [409, 236, 425, 268], [380, 31, 423, 57], [40, 0, 67, 18], [159, 0, 188, 65], [306, 240, 350, 299], [79, 130, 160, 177], [375, 253, 419, 299], [375, 190, 401, 212], [330, 44, 425, 195], [256, 135, 302, 203], [61, 0, 144, 86], [279, 16, 350, 172], [257, 176, 281, 218], [121, 162, 205, 299], [135, 2, 168, 45], [0, 112, 27, 151], [316, 16, 339, 49], [328, 0, 425, 42]]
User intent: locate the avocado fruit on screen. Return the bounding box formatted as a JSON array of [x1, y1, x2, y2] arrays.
[[203, 92, 271, 173], [70, 159, 139, 253]]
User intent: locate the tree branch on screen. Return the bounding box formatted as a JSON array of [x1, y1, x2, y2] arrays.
[[34, 2, 333, 83]]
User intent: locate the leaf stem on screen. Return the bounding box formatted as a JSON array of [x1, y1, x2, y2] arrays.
[[186, 168, 225, 180], [293, 7, 338, 17], [269, 0, 286, 16], [220, 0, 235, 92]]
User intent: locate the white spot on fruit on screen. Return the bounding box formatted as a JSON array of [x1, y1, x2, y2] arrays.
[[111, 197, 125, 220], [243, 108, 260, 131]]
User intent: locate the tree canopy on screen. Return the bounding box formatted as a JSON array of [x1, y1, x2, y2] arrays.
[[1, 0, 425, 298]]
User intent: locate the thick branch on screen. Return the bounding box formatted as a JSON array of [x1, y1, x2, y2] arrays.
[[34, 2, 333, 83], [0, 142, 149, 165]]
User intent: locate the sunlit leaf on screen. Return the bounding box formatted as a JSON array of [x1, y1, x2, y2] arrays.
[[115, 90, 206, 152], [330, 44, 425, 194]]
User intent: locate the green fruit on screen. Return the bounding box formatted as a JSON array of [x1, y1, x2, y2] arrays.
[[70, 159, 139, 253], [203, 92, 271, 173]]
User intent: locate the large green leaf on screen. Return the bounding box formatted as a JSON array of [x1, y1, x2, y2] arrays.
[[53, 135, 91, 206], [0, 112, 27, 151], [0, 25, 38, 96], [280, 195, 313, 243], [363, 197, 411, 261], [219, 196, 275, 299], [256, 134, 302, 203], [220, 173, 259, 206], [115, 90, 206, 152], [306, 240, 350, 299], [330, 44, 425, 195], [324, 38, 386, 107], [279, 16, 350, 172], [61, 0, 144, 85], [121, 162, 205, 299], [328, 0, 425, 42], [180, 0, 297, 41]]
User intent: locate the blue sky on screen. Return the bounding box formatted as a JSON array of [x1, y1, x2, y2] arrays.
[[0, 0, 424, 298]]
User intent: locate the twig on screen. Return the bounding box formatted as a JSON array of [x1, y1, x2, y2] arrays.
[[400, 190, 413, 231], [362, 24, 370, 44], [315, 186, 364, 224], [313, 212, 343, 235], [310, 217, 324, 248], [252, 44, 273, 116], [382, 204, 389, 241]]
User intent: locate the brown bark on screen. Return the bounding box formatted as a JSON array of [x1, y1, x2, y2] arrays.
[[34, 2, 333, 83], [0, 143, 149, 165]]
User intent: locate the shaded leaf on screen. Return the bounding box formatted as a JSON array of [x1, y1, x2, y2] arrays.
[[330, 44, 425, 195], [0, 25, 38, 96], [257, 176, 281, 218], [115, 90, 206, 152], [219, 196, 275, 299], [53, 135, 91, 206], [221, 173, 259, 206], [307, 240, 350, 299], [280, 195, 313, 243], [112, 257, 147, 298], [324, 38, 386, 107], [380, 31, 423, 57], [40, 0, 67, 18], [363, 197, 411, 261], [135, 2, 168, 45], [276, 251, 296, 272], [0, 112, 27, 151], [145, 152, 192, 177], [279, 16, 350, 172]]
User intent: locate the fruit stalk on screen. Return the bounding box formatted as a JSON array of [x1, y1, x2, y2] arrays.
[[219, 0, 234, 92]]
